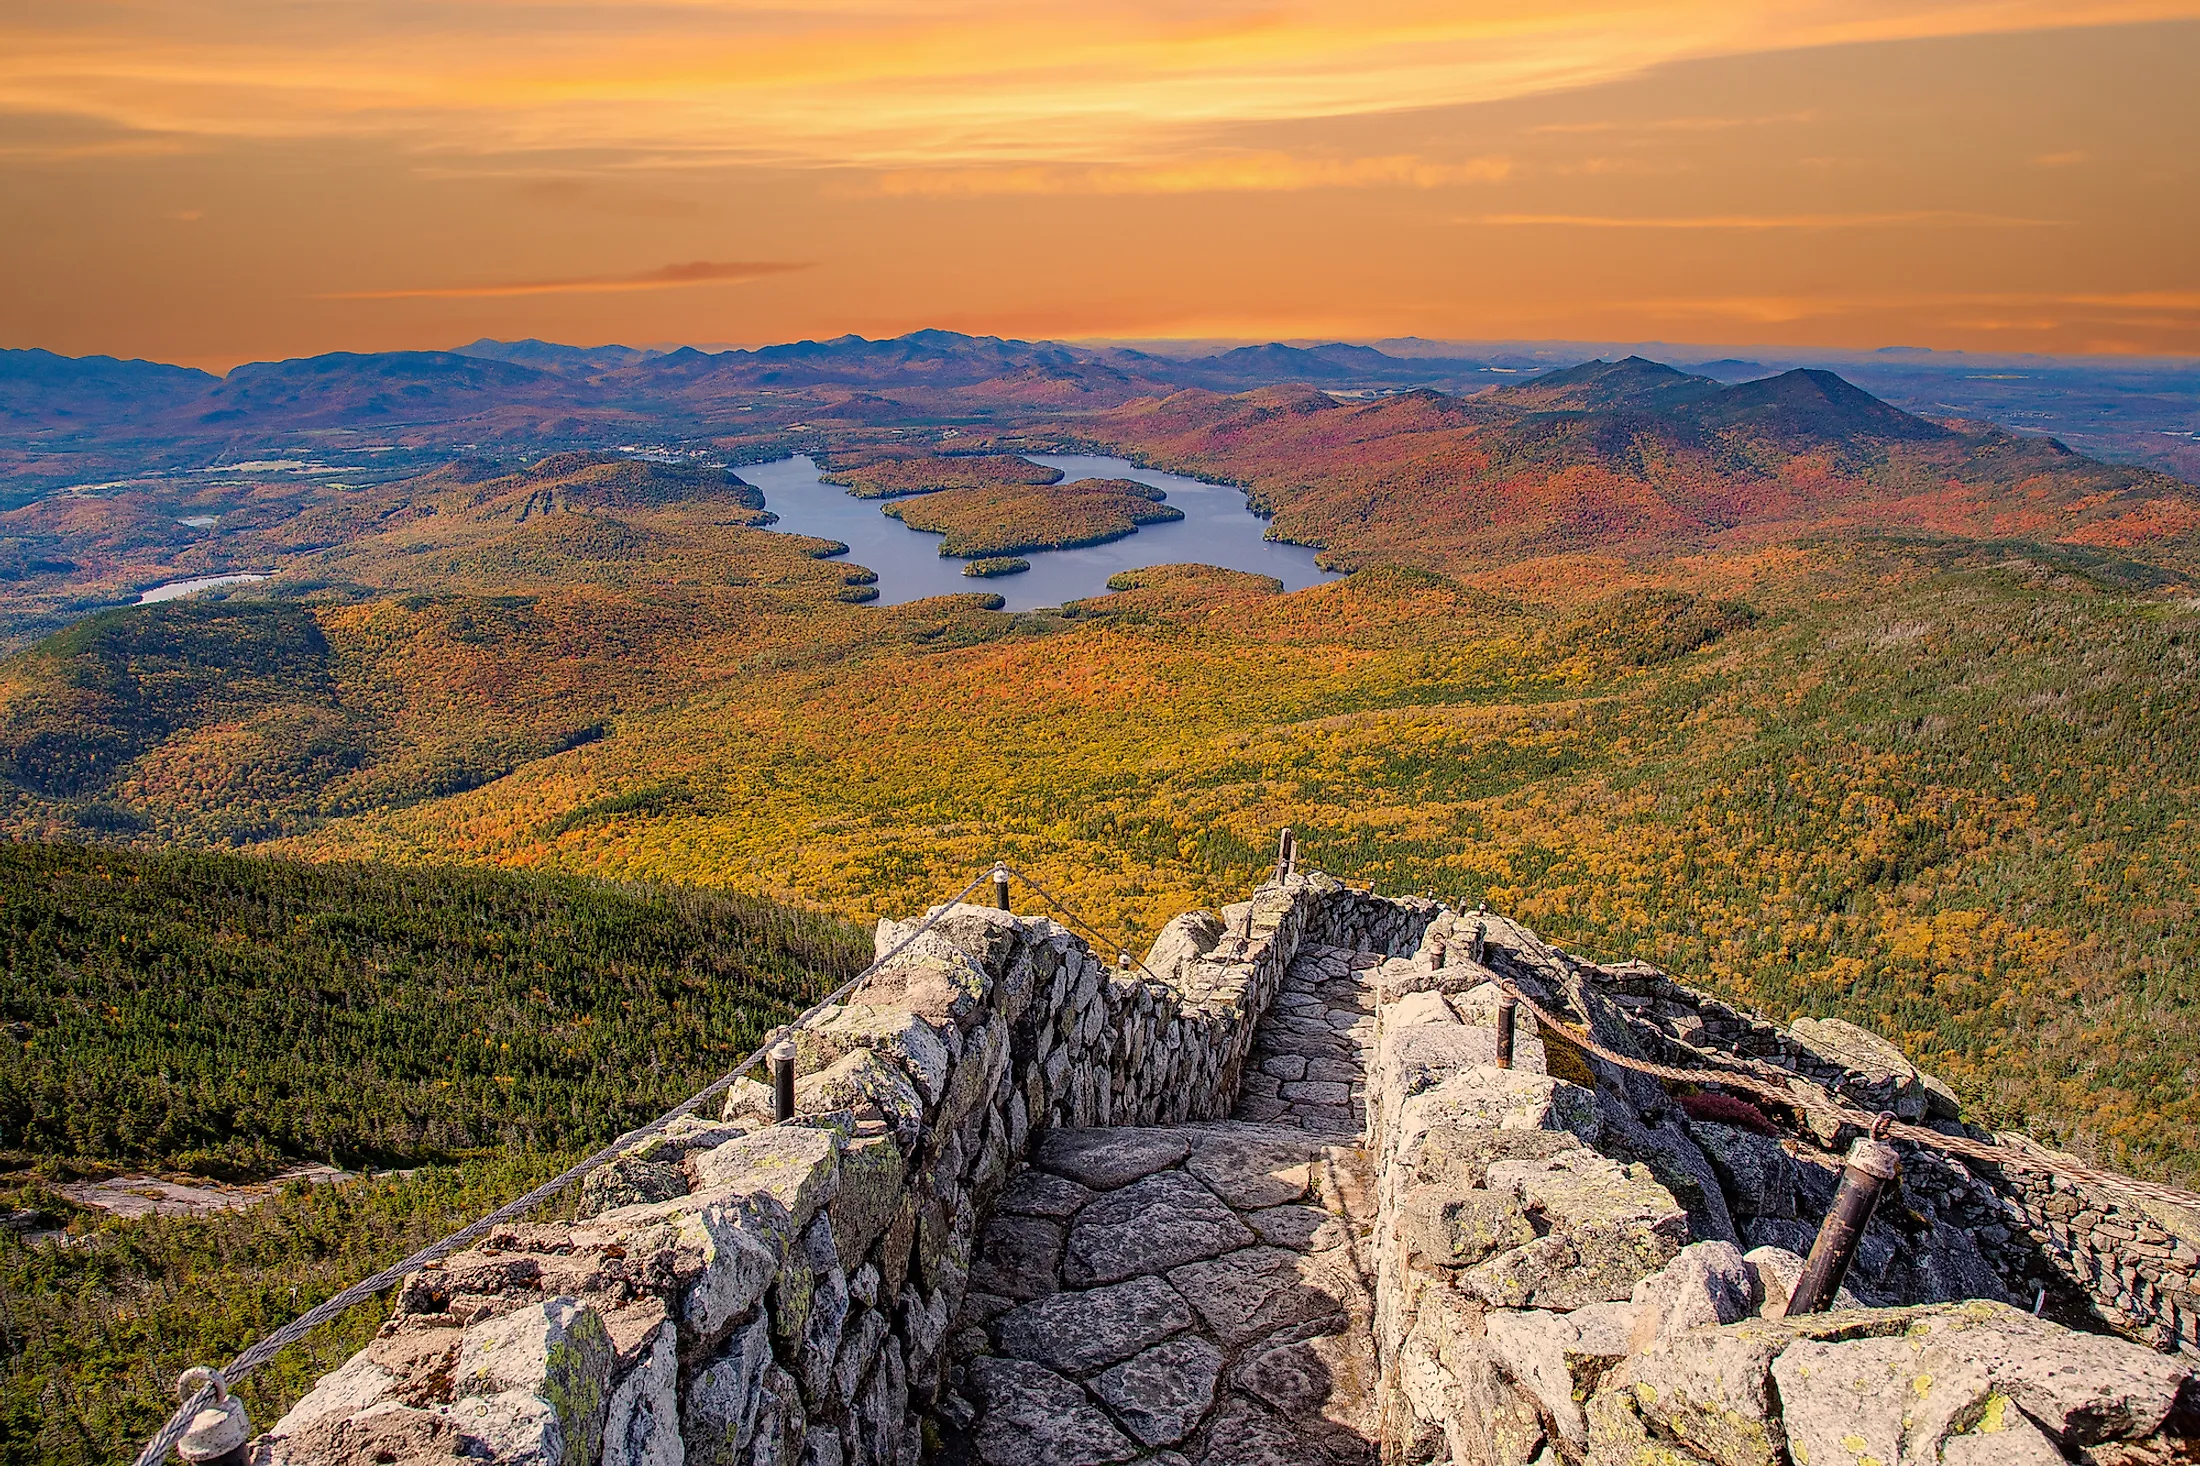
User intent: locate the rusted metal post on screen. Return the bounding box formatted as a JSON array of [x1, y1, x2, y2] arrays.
[[771, 1037, 798, 1123], [1430, 943, 1446, 971], [992, 865, 1011, 911], [1786, 1137, 1900, 1314], [1275, 827, 1294, 883], [1494, 990, 1517, 1069]]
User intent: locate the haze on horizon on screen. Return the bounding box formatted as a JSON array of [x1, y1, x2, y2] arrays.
[[3, 1, 2196, 372]]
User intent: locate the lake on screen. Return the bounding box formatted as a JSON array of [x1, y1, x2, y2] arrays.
[[138, 573, 270, 604], [737, 454, 1338, 610]]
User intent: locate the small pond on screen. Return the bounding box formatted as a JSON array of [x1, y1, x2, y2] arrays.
[[137, 573, 270, 604], [738, 454, 1338, 610]]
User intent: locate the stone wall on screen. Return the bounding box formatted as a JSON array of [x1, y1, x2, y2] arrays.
[[243, 874, 2200, 1466], [242, 873, 1432, 1466], [1447, 914, 2200, 1358], [1362, 908, 2200, 1466], [1635, 975, 2200, 1355]]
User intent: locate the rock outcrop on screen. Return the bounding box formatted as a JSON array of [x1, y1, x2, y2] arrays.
[[1363, 908, 2200, 1466], [244, 877, 2200, 1466], [242, 875, 1428, 1466]]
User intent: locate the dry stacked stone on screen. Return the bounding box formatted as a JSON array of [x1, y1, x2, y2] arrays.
[[240, 874, 1431, 1466], [246, 878, 2199, 1466], [1359, 910, 2200, 1466]]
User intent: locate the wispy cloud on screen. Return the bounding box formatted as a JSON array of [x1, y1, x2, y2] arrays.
[[877, 153, 1513, 196], [0, 133, 199, 161], [1528, 111, 1816, 135], [2, 2, 2188, 168], [2063, 290, 2200, 311], [315, 260, 806, 300], [1463, 210, 2061, 229]]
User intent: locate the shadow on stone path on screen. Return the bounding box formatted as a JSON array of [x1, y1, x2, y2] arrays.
[[941, 945, 1382, 1465]]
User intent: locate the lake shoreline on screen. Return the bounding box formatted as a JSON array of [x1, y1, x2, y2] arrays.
[[738, 452, 1338, 610]]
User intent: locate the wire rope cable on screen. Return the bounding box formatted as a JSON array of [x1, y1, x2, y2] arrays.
[[132, 867, 996, 1466], [1495, 975, 2200, 1215], [997, 862, 1174, 988]]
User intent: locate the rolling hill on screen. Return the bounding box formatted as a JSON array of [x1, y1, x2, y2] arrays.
[[0, 333, 1497, 470], [1072, 365, 2200, 571], [9, 338, 2200, 1464], [0, 349, 219, 434], [3, 345, 2200, 1202], [7, 334, 2193, 525]]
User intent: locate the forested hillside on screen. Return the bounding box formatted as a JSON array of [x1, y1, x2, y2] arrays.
[[3, 370, 2198, 1190], [0, 451, 922, 840], [0, 842, 864, 1175], [265, 542, 2200, 1187], [1072, 365, 2200, 572], [4, 1157, 563, 1466], [0, 845, 863, 1463], [3, 349, 2200, 1461]]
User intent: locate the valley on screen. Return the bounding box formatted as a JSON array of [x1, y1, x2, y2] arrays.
[[4, 345, 2197, 1187], [5, 335, 2200, 1462]]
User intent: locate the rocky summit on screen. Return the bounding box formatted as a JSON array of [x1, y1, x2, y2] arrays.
[[242, 874, 2200, 1466]]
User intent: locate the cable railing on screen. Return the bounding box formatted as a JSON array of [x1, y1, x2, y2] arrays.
[[132, 864, 1042, 1465], [1490, 971, 2200, 1216], [131, 859, 2200, 1460]]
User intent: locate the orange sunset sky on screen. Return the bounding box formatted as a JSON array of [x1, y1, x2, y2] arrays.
[[4, 1, 2197, 371]]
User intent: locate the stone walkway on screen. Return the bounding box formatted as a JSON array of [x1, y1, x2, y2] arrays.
[[1231, 945, 1379, 1135], [941, 945, 1383, 1465]]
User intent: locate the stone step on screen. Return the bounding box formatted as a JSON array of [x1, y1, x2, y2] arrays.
[[1231, 942, 1378, 1138]]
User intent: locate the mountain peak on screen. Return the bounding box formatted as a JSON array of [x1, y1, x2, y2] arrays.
[[1490, 355, 1721, 411], [1689, 366, 1953, 442], [451, 338, 658, 370]]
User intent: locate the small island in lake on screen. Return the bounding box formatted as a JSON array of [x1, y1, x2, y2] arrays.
[[962, 556, 1030, 577], [882, 477, 1185, 557], [819, 449, 1062, 499]]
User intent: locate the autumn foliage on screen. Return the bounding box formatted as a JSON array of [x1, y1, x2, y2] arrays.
[[883, 477, 1183, 557], [817, 449, 1063, 499]]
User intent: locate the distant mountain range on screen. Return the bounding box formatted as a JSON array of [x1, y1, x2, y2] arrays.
[[0, 347, 221, 432], [3, 331, 2194, 501], [1488, 356, 1952, 444], [450, 333, 1505, 392], [0, 331, 1505, 445]]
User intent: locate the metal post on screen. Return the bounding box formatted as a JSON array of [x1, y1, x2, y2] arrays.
[[771, 1037, 798, 1123], [1494, 990, 1517, 1070], [1276, 827, 1294, 883], [1118, 952, 1131, 971], [1786, 1137, 1899, 1315], [1472, 920, 1487, 965], [992, 866, 1011, 911], [1430, 943, 1446, 971]]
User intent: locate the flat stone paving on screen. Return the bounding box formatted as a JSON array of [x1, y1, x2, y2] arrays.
[[945, 945, 1383, 1465]]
